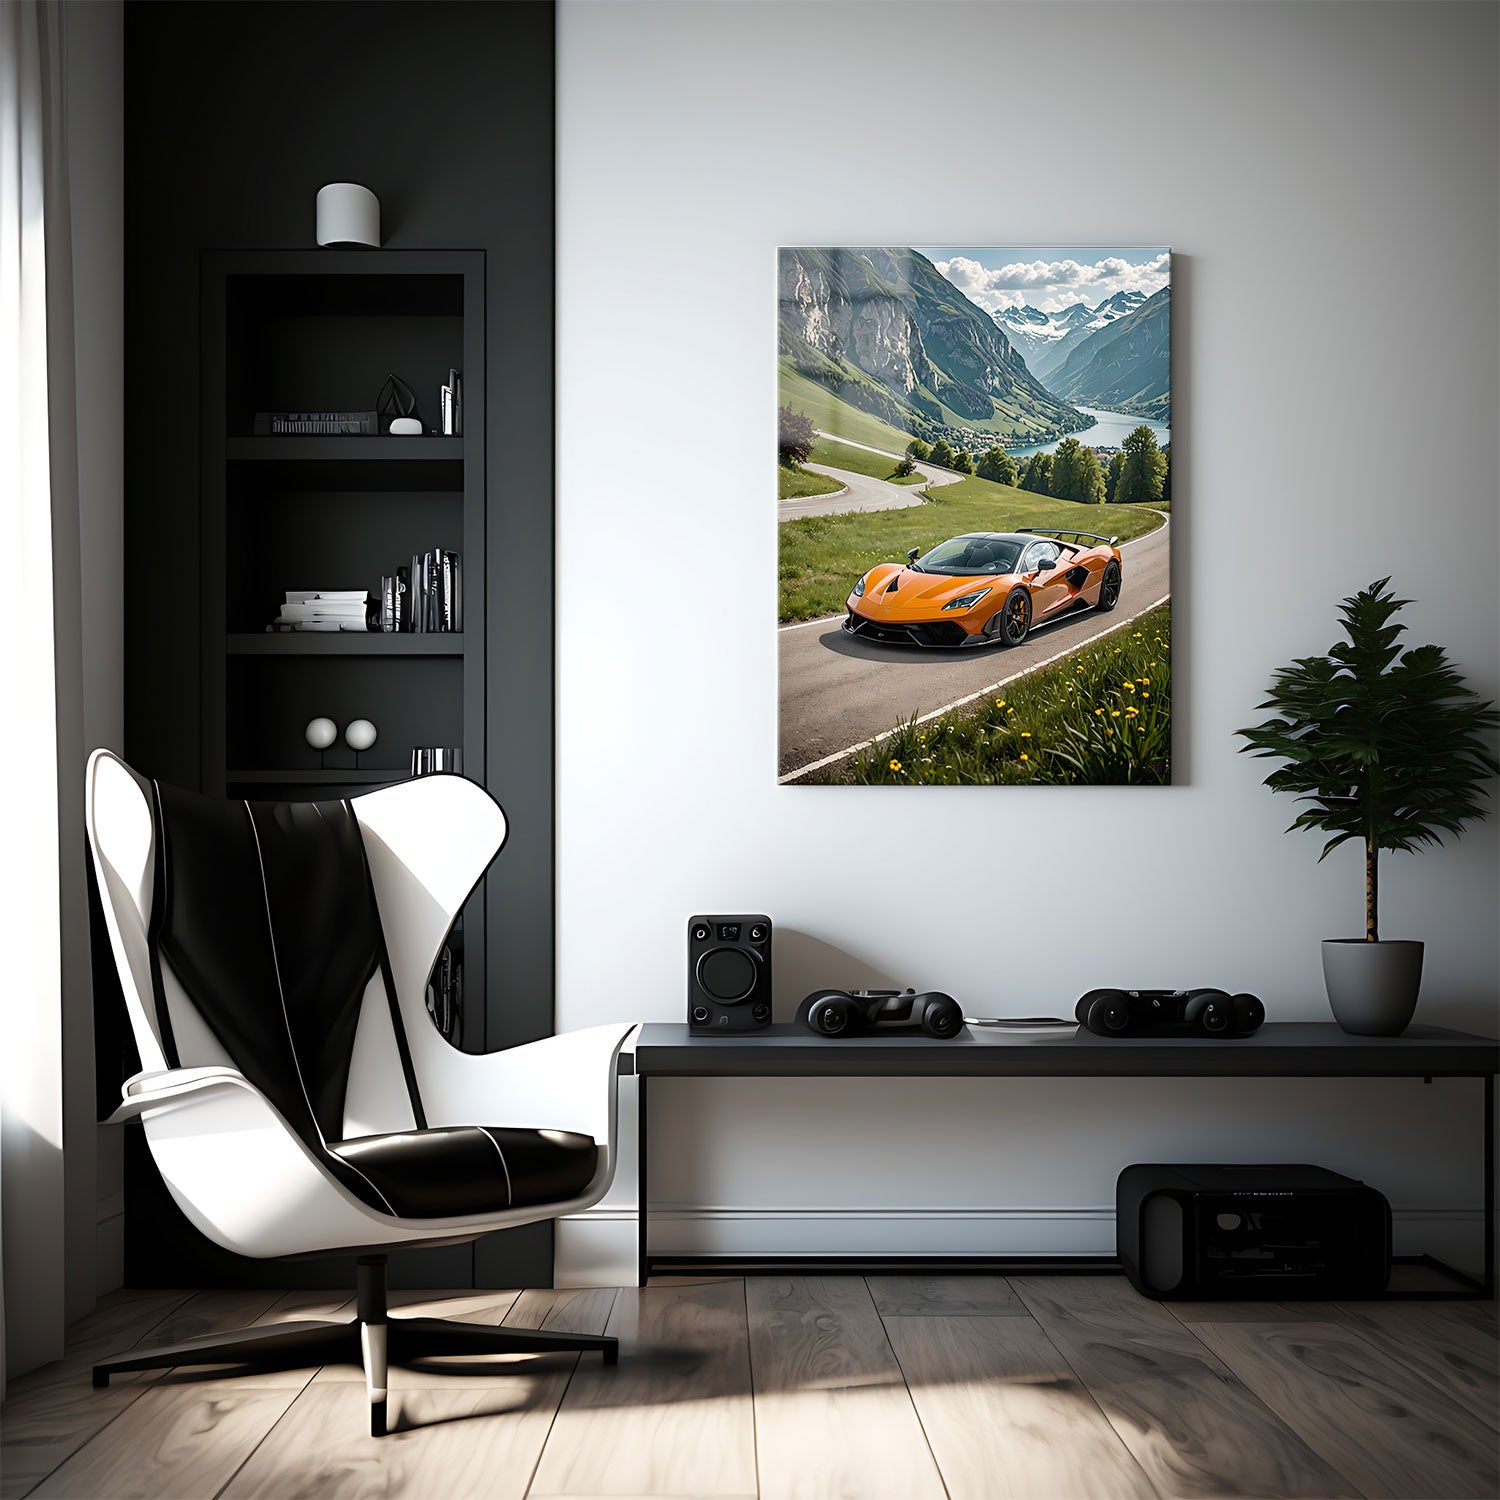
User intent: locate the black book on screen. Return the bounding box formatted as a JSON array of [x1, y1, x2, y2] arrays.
[[395, 565, 411, 632]]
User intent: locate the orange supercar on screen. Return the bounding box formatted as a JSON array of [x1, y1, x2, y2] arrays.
[[844, 528, 1123, 649]]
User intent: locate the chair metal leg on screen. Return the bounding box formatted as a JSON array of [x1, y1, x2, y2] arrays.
[[89, 1254, 620, 1439], [387, 1316, 619, 1365], [92, 1319, 359, 1388], [361, 1321, 389, 1437]]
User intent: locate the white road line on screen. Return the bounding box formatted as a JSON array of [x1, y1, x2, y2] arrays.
[[775, 514, 1168, 633], [778, 593, 1172, 785]]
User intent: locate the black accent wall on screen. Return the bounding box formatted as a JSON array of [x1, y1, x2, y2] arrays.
[[123, 1, 556, 1288]]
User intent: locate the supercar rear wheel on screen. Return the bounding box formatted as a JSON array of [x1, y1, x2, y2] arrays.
[[1097, 561, 1122, 612]]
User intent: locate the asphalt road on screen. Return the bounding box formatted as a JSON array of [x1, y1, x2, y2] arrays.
[[777, 515, 1170, 781], [777, 434, 959, 522]]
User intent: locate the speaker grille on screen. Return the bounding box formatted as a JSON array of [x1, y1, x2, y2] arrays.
[[698, 947, 756, 1002]]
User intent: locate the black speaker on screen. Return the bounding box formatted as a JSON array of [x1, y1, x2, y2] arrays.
[[688, 915, 772, 1033]]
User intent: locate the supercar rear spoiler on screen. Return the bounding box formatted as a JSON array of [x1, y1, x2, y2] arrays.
[[1019, 527, 1119, 547]]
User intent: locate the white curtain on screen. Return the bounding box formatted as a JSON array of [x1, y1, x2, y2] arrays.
[[0, 0, 84, 1391]]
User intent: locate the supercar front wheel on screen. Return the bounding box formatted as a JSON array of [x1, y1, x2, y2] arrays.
[[1097, 560, 1122, 612], [997, 588, 1031, 645]]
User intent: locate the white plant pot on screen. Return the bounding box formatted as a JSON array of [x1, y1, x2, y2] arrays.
[[1321, 939, 1424, 1036]]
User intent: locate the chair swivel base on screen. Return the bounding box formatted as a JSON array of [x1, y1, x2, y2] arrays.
[[90, 1257, 618, 1436]]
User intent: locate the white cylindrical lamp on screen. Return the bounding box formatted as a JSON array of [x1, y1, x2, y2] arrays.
[[316, 183, 381, 248]]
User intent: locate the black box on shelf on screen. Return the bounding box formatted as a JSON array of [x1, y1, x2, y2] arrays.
[[1117, 1163, 1392, 1299]]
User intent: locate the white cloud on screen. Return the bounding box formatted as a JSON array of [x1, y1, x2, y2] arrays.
[[933, 252, 1170, 314]]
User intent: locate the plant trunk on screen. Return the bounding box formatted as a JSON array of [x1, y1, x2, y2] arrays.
[[1365, 835, 1378, 942]]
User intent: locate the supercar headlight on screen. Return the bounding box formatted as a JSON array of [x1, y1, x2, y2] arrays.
[[942, 587, 991, 612], [852, 576, 866, 597]]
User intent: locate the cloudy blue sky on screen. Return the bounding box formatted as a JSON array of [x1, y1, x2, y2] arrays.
[[920, 247, 1170, 315]]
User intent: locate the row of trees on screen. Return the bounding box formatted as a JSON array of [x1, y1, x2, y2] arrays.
[[1016, 427, 1170, 506]]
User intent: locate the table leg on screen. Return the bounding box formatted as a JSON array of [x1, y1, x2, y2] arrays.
[[1485, 1072, 1494, 1297], [638, 1073, 650, 1287]]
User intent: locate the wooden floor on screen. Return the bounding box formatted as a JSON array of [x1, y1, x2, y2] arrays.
[[2, 1275, 1495, 1499]]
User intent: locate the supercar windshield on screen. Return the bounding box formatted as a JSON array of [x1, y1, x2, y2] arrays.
[[913, 535, 1023, 576]]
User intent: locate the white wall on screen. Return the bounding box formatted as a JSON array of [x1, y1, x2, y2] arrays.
[[554, 0, 1499, 1280]]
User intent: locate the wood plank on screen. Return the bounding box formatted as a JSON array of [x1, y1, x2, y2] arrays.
[[63, 1288, 196, 1357], [1194, 1319, 1500, 1499], [527, 1277, 757, 1500], [505, 1286, 618, 1334], [0, 1290, 285, 1498], [881, 1312, 1155, 1500], [746, 1276, 945, 1500], [1268, 1301, 1498, 1431], [1167, 1300, 1305, 1324], [222, 1289, 618, 1500], [865, 1275, 1026, 1317], [1, 1377, 156, 1500], [30, 1385, 301, 1500], [160, 1289, 358, 1392], [142, 1289, 291, 1349], [1012, 1276, 1355, 1498], [221, 1383, 580, 1500], [5, 1288, 193, 1403]]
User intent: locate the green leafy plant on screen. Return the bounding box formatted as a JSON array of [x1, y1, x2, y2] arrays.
[[1237, 580, 1498, 941]]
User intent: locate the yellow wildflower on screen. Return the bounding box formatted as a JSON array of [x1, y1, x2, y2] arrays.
[[888, 759, 903, 772]]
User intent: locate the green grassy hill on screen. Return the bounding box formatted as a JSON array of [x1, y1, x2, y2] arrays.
[[810, 436, 924, 484], [778, 364, 916, 454], [778, 472, 1163, 621], [778, 463, 844, 500]]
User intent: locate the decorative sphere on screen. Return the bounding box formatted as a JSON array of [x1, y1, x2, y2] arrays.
[[344, 718, 378, 752], [304, 717, 337, 751]]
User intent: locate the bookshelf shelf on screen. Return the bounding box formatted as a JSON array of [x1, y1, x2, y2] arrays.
[[228, 768, 408, 786], [228, 436, 465, 462], [227, 632, 465, 656]]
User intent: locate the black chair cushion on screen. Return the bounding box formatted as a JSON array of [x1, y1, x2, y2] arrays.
[[330, 1126, 598, 1218]]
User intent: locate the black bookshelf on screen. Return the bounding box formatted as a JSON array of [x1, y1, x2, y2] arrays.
[[202, 249, 486, 1050]]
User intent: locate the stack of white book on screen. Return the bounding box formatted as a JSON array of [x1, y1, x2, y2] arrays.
[[268, 590, 371, 632]]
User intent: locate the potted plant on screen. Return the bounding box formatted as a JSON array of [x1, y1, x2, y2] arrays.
[[1237, 579, 1498, 1035]]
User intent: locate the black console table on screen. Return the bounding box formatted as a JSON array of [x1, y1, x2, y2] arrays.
[[626, 1022, 1499, 1293]]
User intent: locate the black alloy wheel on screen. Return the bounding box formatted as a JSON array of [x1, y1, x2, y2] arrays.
[[1000, 589, 1031, 645], [1097, 561, 1122, 611]]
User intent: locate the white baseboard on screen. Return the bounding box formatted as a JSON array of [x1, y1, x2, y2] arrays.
[[554, 1203, 1485, 1285]]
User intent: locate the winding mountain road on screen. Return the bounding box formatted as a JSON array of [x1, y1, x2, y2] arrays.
[[778, 514, 1170, 781], [777, 433, 961, 521]]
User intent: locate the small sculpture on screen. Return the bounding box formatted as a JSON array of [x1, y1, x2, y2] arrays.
[[345, 719, 378, 767], [305, 717, 337, 768]]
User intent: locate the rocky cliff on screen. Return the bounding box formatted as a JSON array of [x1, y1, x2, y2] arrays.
[[778, 247, 1083, 444]]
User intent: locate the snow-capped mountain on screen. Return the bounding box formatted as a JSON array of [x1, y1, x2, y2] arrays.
[[994, 290, 1147, 385]]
